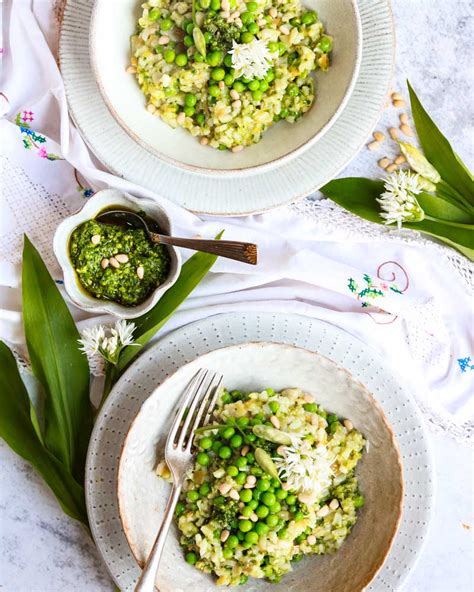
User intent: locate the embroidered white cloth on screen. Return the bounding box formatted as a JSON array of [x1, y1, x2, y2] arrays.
[[1, 1, 472, 442]]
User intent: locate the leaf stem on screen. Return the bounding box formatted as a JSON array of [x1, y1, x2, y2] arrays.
[[424, 215, 474, 229], [437, 180, 474, 213], [98, 363, 117, 411]]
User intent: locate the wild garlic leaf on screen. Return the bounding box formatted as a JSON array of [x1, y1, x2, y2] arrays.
[[255, 447, 280, 480], [417, 192, 474, 223], [22, 236, 92, 481], [193, 27, 207, 57], [0, 341, 87, 524], [407, 81, 474, 203]]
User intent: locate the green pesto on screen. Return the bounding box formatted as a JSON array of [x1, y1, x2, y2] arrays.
[[69, 220, 170, 307]]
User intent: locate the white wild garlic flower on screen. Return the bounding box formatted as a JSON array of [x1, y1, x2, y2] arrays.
[[228, 39, 272, 81], [78, 319, 138, 365], [377, 170, 425, 228]]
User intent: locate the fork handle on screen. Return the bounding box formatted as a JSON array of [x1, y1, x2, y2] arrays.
[[134, 482, 182, 592]]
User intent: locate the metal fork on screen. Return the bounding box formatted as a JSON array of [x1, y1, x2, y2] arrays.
[[134, 368, 223, 592]]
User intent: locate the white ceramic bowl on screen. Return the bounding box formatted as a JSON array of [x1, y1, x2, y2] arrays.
[[90, 0, 362, 176], [118, 342, 403, 592], [53, 189, 182, 318]]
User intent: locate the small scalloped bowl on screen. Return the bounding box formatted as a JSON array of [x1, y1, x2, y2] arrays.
[[53, 189, 182, 318]]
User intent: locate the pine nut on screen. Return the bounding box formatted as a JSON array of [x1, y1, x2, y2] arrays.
[[400, 113, 409, 125], [270, 415, 280, 429], [257, 18, 266, 27], [220, 529, 230, 542], [231, 11, 240, 20], [115, 253, 129, 263], [235, 17, 242, 27], [158, 35, 170, 45], [232, 145, 244, 153], [329, 499, 339, 510], [269, 7, 277, 17], [221, 0, 230, 10], [246, 475, 257, 487], [298, 491, 315, 505], [137, 266, 144, 280], [109, 257, 120, 268], [232, 100, 242, 110], [241, 445, 250, 456], [394, 154, 406, 165], [306, 535, 316, 545], [280, 25, 290, 35], [373, 131, 385, 142], [391, 92, 403, 101], [91, 234, 101, 245], [388, 127, 399, 140], [400, 124, 414, 136], [147, 104, 156, 113], [386, 164, 398, 173], [378, 157, 391, 170], [218, 80, 225, 90], [303, 394, 314, 403], [276, 445, 286, 455], [229, 489, 240, 501], [126, 66, 137, 74], [230, 89, 240, 100], [393, 99, 406, 108], [317, 505, 329, 518], [250, 512, 259, 522], [177, 112, 186, 125], [367, 141, 380, 151], [219, 482, 232, 495], [200, 137, 209, 145], [221, 10, 230, 18], [101, 258, 109, 269]]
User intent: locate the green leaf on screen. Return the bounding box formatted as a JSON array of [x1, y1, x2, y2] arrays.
[[193, 27, 207, 57], [417, 192, 474, 223], [320, 178, 384, 223], [0, 341, 87, 524], [22, 236, 92, 481], [407, 81, 474, 203], [116, 232, 224, 374]]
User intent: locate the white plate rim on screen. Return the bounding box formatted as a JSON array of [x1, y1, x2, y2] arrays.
[[85, 311, 434, 592], [59, 0, 395, 216]]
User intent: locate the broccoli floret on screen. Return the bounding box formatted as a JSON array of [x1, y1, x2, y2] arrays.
[[212, 499, 238, 528], [203, 16, 240, 52]]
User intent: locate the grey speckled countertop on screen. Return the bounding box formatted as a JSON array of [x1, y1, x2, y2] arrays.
[[1, 1, 473, 591]]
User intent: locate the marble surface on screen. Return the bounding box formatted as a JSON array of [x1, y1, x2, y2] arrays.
[[1, 1, 473, 591]]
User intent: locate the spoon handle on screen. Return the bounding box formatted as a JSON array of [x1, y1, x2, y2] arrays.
[[151, 233, 257, 265]]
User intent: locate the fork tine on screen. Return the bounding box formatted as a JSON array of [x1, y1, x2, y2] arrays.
[[166, 369, 207, 449], [185, 373, 223, 451], [202, 377, 223, 426]]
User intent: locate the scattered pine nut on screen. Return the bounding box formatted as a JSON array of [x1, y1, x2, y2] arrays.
[[303, 394, 314, 403], [367, 141, 380, 151], [115, 253, 129, 263], [230, 89, 240, 100], [101, 258, 109, 269], [391, 92, 404, 101], [158, 35, 170, 45], [386, 164, 398, 173], [373, 131, 385, 142], [393, 99, 406, 108], [280, 24, 290, 34], [343, 419, 353, 431], [250, 512, 259, 523], [241, 445, 250, 456], [109, 257, 120, 268], [232, 145, 244, 153], [229, 489, 240, 501], [220, 530, 230, 542], [235, 17, 242, 27], [394, 154, 406, 165], [378, 157, 391, 170], [136, 266, 144, 279], [200, 137, 209, 145], [126, 66, 136, 74], [400, 113, 409, 125], [219, 482, 232, 495], [221, 10, 230, 19], [388, 127, 399, 140], [177, 112, 186, 125], [269, 7, 277, 17], [91, 234, 101, 245], [221, 0, 230, 10], [270, 415, 280, 429], [257, 18, 266, 27], [306, 535, 317, 545], [218, 80, 225, 90], [317, 505, 330, 518], [232, 100, 242, 110], [329, 499, 340, 510], [400, 124, 414, 136]]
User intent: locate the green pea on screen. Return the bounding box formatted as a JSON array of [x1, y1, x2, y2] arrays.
[[268, 41, 279, 53], [248, 80, 260, 91], [240, 11, 254, 24], [207, 50, 223, 67], [269, 401, 279, 414], [213, 495, 225, 506], [235, 472, 247, 485], [219, 446, 232, 459], [236, 456, 247, 469], [276, 488, 288, 500], [240, 489, 253, 503], [287, 83, 299, 97], [199, 482, 210, 496], [304, 403, 318, 413], [242, 541, 252, 549], [227, 465, 239, 477], [184, 93, 197, 107], [250, 466, 262, 476], [354, 495, 365, 508], [252, 488, 262, 500], [208, 85, 220, 97], [185, 22, 194, 34], [224, 54, 233, 68], [248, 499, 259, 510], [226, 534, 239, 548], [187, 490, 200, 502], [256, 479, 270, 491], [246, 433, 257, 442], [164, 49, 175, 63], [211, 440, 223, 453], [262, 492, 276, 506], [246, 1, 258, 10], [231, 390, 242, 399], [210, 0, 221, 9], [247, 22, 259, 35], [240, 32, 255, 44], [175, 501, 185, 516], [184, 35, 194, 47], [301, 11, 316, 26], [230, 434, 243, 448], [266, 514, 279, 527], [211, 67, 226, 81], [254, 522, 269, 536], [204, 31, 212, 42], [221, 547, 233, 560], [278, 527, 288, 539], [160, 18, 173, 31], [246, 452, 255, 464], [280, 108, 289, 118], [327, 414, 338, 424], [238, 519, 253, 532], [252, 90, 263, 101], [294, 510, 305, 521], [200, 0, 211, 7], [318, 36, 333, 53], [256, 505, 269, 519], [329, 421, 340, 434], [199, 436, 213, 450], [290, 17, 300, 26], [224, 73, 234, 86], [237, 530, 245, 540], [278, 42, 287, 55], [221, 392, 232, 404], [185, 552, 197, 564], [269, 501, 281, 514], [265, 69, 275, 82], [245, 530, 259, 545], [295, 534, 305, 544], [196, 452, 209, 466], [222, 426, 235, 439], [175, 53, 188, 66], [149, 8, 161, 21], [237, 417, 250, 428], [241, 505, 253, 517], [194, 52, 205, 63], [288, 505, 296, 513], [270, 478, 280, 488]]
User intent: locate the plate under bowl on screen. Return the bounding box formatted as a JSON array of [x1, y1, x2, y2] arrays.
[[117, 342, 403, 592], [90, 0, 361, 175]]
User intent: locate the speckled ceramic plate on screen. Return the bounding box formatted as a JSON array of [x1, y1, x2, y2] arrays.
[[59, 0, 394, 215], [118, 342, 403, 592], [85, 312, 433, 592]]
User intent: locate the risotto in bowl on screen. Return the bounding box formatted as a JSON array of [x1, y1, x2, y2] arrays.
[[91, 0, 361, 174]]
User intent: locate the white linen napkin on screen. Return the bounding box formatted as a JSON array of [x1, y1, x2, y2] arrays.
[[1, 0, 472, 442]]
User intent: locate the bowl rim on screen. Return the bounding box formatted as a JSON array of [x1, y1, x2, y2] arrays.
[[116, 340, 404, 590], [89, 0, 363, 177], [52, 188, 182, 319]]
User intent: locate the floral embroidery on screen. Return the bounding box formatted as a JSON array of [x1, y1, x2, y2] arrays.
[[348, 273, 403, 308], [457, 357, 474, 373], [14, 111, 63, 160], [74, 169, 95, 198]]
